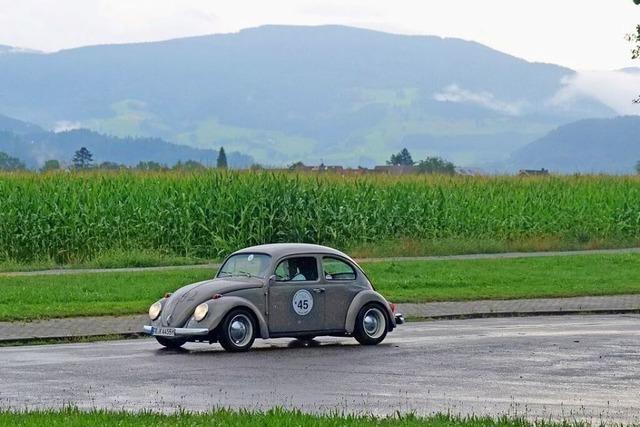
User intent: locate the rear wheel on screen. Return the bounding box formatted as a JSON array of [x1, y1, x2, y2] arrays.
[[354, 304, 388, 345], [218, 309, 257, 352], [155, 336, 187, 349]]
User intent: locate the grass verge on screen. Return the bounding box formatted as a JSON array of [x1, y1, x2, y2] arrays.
[[365, 253, 640, 302], [2, 237, 639, 273], [0, 408, 592, 427], [0, 253, 638, 322], [346, 237, 640, 259], [0, 249, 208, 273]]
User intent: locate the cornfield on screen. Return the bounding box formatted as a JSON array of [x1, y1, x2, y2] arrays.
[[0, 171, 639, 263]]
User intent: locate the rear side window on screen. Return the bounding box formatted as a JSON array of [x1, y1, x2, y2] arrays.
[[275, 257, 319, 282], [322, 257, 356, 281]]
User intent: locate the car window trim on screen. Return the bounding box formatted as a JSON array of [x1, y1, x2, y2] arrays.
[[321, 255, 358, 282], [216, 252, 272, 279], [272, 254, 322, 285]]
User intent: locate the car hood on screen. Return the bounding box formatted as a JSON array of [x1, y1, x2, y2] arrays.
[[160, 277, 263, 327]]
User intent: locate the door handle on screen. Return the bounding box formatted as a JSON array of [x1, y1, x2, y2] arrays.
[[312, 288, 325, 293]]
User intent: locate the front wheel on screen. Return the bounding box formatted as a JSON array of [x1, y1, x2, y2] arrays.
[[155, 336, 187, 349], [354, 304, 388, 345], [218, 309, 257, 352]]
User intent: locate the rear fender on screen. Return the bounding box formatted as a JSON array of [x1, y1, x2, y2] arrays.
[[184, 296, 269, 339], [344, 290, 395, 333]]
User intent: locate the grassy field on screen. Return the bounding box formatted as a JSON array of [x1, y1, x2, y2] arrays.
[[348, 236, 640, 259], [0, 249, 207, 273], [3, 236, 639, 273], [1, 253, 638, 322], [1, 171, 639, 266], [0, 408, 589, 427]]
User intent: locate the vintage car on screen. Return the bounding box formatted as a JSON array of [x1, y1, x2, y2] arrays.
[[143, 243, 404, 352]]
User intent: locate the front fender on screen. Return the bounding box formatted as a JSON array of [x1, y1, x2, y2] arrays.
[[344, 290, 395, 334], [184, 296, 269, 339]]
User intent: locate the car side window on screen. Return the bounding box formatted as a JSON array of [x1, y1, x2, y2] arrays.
[[323, 257, 356, 281], [274, 257, 318, 282]]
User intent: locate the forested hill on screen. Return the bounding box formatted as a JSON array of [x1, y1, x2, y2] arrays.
[[0, 25, 617, 166], [510, 116, 640, 174], [0, 116, 253, 168]]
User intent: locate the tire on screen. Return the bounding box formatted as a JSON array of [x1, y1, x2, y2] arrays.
[[218, 309, 257, 352], [155, 336, 187, 349], [353, 303, 388, 345]]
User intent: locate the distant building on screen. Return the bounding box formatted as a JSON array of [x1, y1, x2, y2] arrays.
[[518, 168, 549, 176], [289, 162, 345, 173], [324, 165, 344, 172], [373, 165, 415, 175], [455, 167, 486, 176], [289, 162, 314, 172], [310, 163, 343, 172]]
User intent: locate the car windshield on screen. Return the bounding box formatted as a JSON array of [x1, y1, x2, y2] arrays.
[[217, 253, 271, 279]]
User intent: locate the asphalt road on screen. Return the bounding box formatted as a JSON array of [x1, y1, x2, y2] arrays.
[[0, 315, 639, 423]]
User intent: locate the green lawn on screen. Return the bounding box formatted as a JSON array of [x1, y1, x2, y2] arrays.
[[0, 408, 586, 427], [0, 269, 212, 321], [1, 253, 639, 321], [2, 236, 638, 273], [0, 248, 209, 273], [365, 253, 640, 302]]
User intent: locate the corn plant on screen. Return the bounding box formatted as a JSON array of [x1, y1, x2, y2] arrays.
[[0, 171, 638, 263]]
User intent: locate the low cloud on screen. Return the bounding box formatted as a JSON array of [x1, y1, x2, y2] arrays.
[[550, 70, 640, 116], [433, 84, 524, 116], [53, 120, 82, 132]]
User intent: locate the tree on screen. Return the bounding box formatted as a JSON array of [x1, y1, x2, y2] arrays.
[[173, 160, 206, 171], [0, 152, 26, 171], [387, 148, 414, 166], [97, 161, 126, 170], [135, 161, 168, 171], [416, 156, 456, 175], [217, 146, 228, 169], [628, 2, 640, 101], [72, 147, 93, 169], [636, 160, 640, 174], [629, 26, 640, 103], [288, 161, 306, 170], [40, 159, 61, 172]]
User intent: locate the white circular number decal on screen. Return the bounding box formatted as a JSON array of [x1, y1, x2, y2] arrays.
[[292, 289, 313, 316]]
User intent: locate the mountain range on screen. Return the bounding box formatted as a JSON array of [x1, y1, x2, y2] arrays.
[[511, 116, 640, 174], [0, 114, 253, 168], [0, 25, 636, 170]]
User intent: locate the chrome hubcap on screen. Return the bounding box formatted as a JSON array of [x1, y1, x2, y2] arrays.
[[363, 308, 385, 339], [228, 314, 253, 346]]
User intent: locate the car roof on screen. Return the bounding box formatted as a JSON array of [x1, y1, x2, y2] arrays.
[[232, 243, 352, 260]]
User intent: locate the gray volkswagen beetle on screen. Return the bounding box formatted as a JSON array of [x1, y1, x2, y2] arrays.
[[143, 243, 404, 352]]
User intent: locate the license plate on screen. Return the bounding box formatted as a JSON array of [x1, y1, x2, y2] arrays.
[[152, 327, 175, 337]]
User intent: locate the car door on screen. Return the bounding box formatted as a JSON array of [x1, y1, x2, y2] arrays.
[[268, 256, 326, 334], [321, 256, 361, 330]]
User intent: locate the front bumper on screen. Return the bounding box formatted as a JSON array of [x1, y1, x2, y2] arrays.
[[143, 325, 209, 337]]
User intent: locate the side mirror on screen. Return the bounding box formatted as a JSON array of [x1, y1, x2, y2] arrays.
[[268, 275, 276, 286]]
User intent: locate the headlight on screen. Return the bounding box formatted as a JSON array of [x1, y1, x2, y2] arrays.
[[148, 302, 162, 320], [194, 303, 209, 321]]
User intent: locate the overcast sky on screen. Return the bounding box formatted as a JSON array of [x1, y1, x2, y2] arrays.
[[0, 0, 638, 70]]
